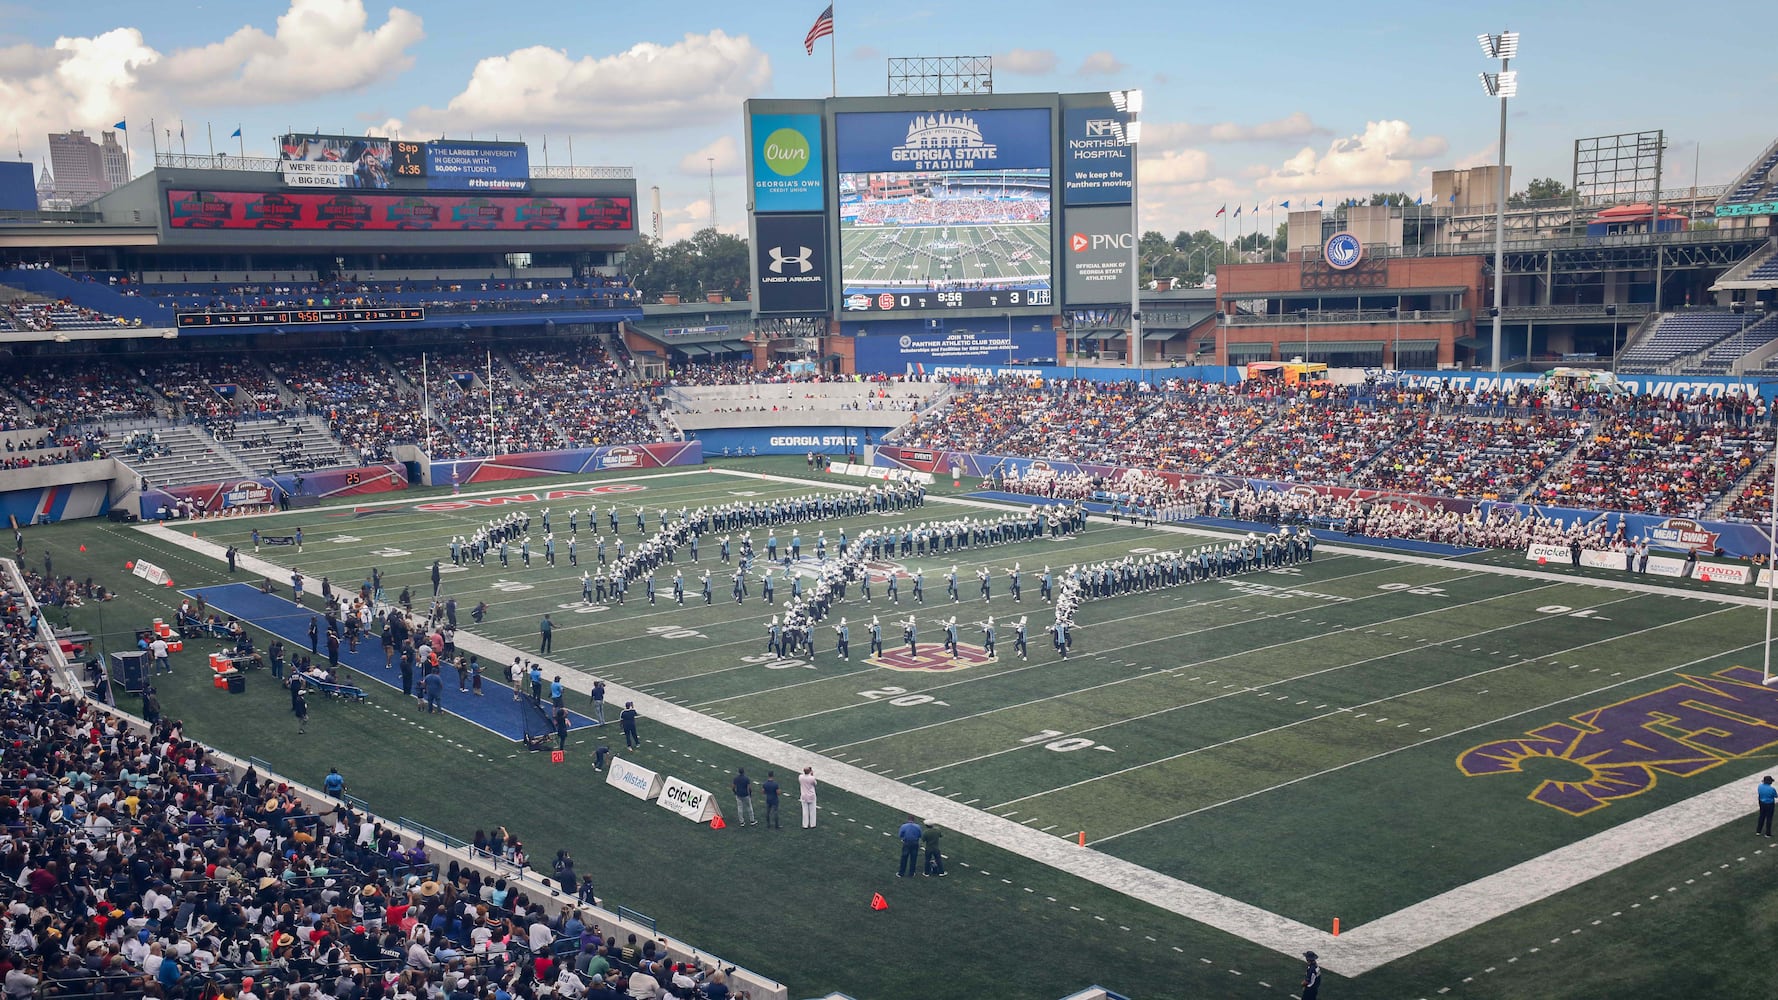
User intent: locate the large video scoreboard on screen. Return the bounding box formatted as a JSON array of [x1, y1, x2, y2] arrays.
[[279, 133, 530, 192], [746, 92, 1134, 319]]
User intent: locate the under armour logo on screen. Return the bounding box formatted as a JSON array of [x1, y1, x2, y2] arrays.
[[768, 245, 814, 274]]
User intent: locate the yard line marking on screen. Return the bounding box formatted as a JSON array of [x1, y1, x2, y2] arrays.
[[1075, 606, 1738, 830], [833, 575, 1569, 756], [977, 593, 1692, 803], [693, 558, 1422, 711]]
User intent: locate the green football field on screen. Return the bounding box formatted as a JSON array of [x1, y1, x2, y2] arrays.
[[840, 221, 1050, 289], [35, 458, 1778, 1000]]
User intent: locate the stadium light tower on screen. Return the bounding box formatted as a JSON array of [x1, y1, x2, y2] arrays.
[[1478, 29, 1518, 373], [1111, 89, 1143, 375]]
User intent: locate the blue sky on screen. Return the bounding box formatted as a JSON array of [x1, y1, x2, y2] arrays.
[[1, 0, 1771, 239]]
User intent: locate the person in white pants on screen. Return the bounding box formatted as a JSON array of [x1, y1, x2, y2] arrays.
[[799, 766, 819, 828]]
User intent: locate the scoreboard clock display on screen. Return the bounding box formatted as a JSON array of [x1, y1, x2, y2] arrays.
[[392, 141, 427, 179], [842, 288, 1053, 312], [175, 307, 426, 329]]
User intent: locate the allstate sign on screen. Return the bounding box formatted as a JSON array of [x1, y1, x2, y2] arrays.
[[1324, 232, 1363, 270], [606, 758, 663, 801], [751, 114, 825, 213]]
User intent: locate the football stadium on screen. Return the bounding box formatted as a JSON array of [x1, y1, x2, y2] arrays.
[[1, 8, 1777, 1000]]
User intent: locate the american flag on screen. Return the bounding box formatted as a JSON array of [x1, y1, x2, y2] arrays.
[[804, 4, 834, 54]]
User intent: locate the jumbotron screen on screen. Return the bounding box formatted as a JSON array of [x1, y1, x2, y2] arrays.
[[835, 108, 1053, 312]]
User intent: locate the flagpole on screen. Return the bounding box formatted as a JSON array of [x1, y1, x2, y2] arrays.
[[179, 123, 187, 158], [1270, 202, 1277, 262], [207, 123, 215, 164], [150, 118, 158, 163], [237, 127, 244, 159], [487, 350, 498, 456], [830, 2, 838, 97]]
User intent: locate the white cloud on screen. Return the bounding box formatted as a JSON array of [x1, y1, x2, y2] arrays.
[[0, 1, 422, 168], [1075, 51, 1127, 77], [1255, 120, 1448, 195], [1144, 112, 1329, 147], [1139, 148, 1212, 185], [1208, 112, 1328, 143], [678, 135, 741, 177], [410, 30, 770, 134], [150, 0, 423, 103], [658, 191, 745, 242], [995, 48, 1058, 75]]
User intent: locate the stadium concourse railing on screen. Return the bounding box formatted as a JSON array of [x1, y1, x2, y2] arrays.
[[153, 153, 634, 179], [7, 556, 792, 1000]]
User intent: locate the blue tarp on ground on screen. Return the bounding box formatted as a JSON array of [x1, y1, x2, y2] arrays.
[[183, 582, 601, 742]]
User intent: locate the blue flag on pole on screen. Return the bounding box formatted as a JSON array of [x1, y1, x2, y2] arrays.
[[112, 120, 126, 131], [1314, 199, 1323, 208], [230, 128, 242, 139], [1280, 200, 1290, 209]]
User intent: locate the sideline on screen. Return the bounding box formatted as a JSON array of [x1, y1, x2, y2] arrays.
[[135, 521, 1327, 964], [703, 469, 1769, 973], [134, 473, 1767, 977]]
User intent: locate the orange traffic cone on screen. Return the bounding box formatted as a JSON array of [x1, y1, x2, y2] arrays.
[[1078, 830, 1086, 847], [870, 892, 889, 911], [709, 815, 726, 830]]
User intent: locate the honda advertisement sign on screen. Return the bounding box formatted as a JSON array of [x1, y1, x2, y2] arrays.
[[1063, 205, 1135, 303], [754, 214, 830, 314]]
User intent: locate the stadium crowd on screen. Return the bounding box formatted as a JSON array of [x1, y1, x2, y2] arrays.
[[2, 348, 1776, 535], [905, 375, 1777, 523], [0, 563, 751, 1000]]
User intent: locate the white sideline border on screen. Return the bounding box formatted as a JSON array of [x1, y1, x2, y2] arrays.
[[132, 467, 1767, 977]]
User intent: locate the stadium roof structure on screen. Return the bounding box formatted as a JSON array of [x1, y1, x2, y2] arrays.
[[1715, 134, 1778, 215]]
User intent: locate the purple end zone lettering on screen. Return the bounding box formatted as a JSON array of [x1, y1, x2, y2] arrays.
[[1457, 666, 1778, 815]]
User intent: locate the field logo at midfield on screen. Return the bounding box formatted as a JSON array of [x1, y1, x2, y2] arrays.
[[414, 484, 644, 513], [780, 555, 910, 581], [1456, 666, 1778, 816], [872, 642, 993, 672]]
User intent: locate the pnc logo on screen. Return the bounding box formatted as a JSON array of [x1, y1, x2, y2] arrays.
[[762, 127, 811, 177], [1070, 233, 1088, 252]]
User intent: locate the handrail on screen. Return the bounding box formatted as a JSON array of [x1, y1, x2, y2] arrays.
[[153, 152, 634, 180]]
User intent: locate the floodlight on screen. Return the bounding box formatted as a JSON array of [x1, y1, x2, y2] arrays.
[[1477, 31, 1519, 60], [1479, 71, 1517, 99]]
